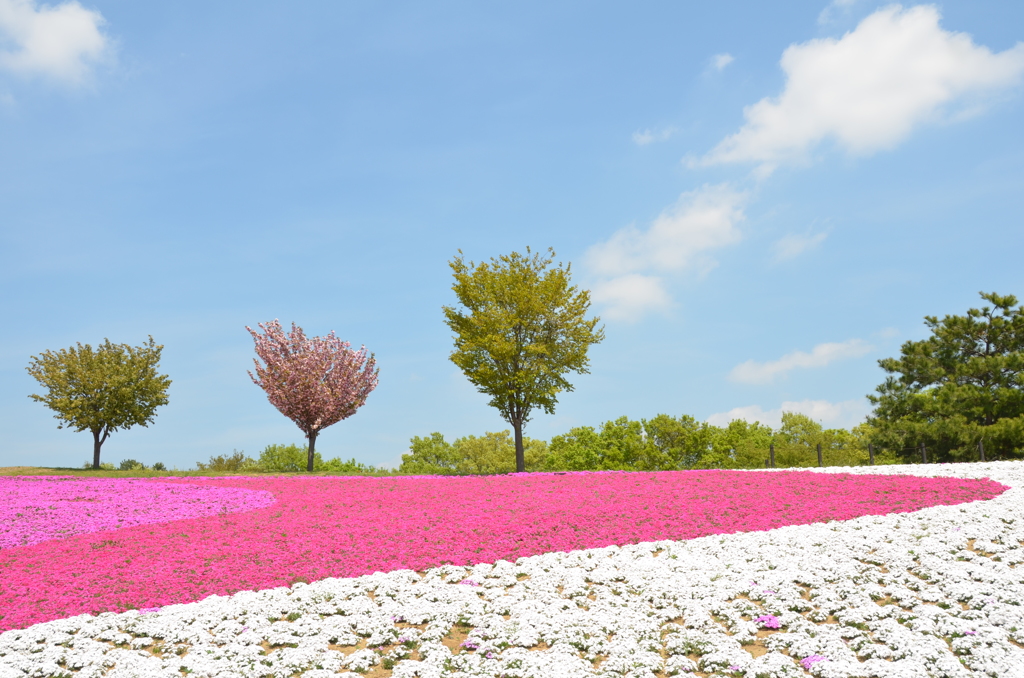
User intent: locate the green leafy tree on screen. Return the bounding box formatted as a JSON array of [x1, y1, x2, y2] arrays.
[[443, 248, 604, 472], [399, 431, 547, 475], [400, 433, 461, 475], [642, 414, 717, 470], [26, 337, 171, 469], [253, 443, 375, 474], [546, 418, 647, 471], [770, 412, 868, 468], [456, 431, 548, 474], [546, 415, 769, 471], [544, 425, 605, 471], [868, 292, 1024, 462], [595, 417, 657, 470], [697, 419, 774, 469]]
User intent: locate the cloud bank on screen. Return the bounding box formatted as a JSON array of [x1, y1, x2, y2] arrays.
[[698, 5, 1024, 174], [707, 398, 869, 430], [587, 184, 745, 322], [818, 0, 860, 25], [729, 338, 872, 384], [711, 53, 734, 71], [771, 229, 828, 263], [0, 0, 110, 85], [632, 127, 676, 146]]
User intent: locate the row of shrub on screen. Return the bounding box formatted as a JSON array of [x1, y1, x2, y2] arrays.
[[195, 445, 377, 474], [397, 412, 899, 475], [83, 459, 168, 471], [127, 412, 898, 476]]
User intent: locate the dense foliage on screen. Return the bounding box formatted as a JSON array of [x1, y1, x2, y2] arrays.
[[196, 445, 377, 475], [399, 431, 549, 475], [444, 248, 604, 472], [26, 336, 171, 469], [868, 292, 1024, 463], [400, 412, 892, 474]]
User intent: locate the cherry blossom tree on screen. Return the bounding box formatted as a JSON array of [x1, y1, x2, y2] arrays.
[[246, 320, 379, 472]]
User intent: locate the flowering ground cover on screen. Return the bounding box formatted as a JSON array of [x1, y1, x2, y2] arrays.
[[1, 463, 1022, 678], [0, 478, 275, 550], [0, 470, 1004, 635]]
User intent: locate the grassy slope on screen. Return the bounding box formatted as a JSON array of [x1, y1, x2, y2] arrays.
[[0, 467, 385, 478]]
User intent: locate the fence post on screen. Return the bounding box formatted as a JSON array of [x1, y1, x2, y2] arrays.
[[769, 443, 776, 468], [919, 442, 927, 464], [868, 443, 875, 466], [979, 439, 986, 462], [816, 442, 823, 467]]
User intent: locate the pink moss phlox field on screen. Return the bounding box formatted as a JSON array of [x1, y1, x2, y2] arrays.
[[0, 470, 1006, 631], [0, 478, 275, 550]]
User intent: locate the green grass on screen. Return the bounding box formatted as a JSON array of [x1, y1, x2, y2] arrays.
[[0, 466, 392, 478]]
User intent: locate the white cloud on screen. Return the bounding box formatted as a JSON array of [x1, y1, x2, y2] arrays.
[[711, 53, 734, 71], [729, 338, 871, 384], [707, 398, 869, 429], [585, 184, 745, 322], [697, 5, 1024, 174], [0, 0, 110, 85], [818, 0, 859, 25], [770, 229, 828, 263], [632, 127, 676, 145], [590, 274, 672, 322], [587, 184, 745, 278]]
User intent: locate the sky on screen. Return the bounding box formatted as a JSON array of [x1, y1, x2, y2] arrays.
[[1, 0, 1023, 470]]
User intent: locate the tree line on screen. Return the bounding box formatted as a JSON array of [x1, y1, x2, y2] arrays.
[[397, 412, 891, 475], [23, 243, 1024, 470]]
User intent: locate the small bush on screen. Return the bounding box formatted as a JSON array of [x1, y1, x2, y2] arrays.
[[318, 456, 376, 474], [195, 450, 256, 473], [118, 459, 146, 471], [256, 443, 377, 474], [256, 443, 312, 472], [83, 461, 118, 470], [152, 462, 167, 471]]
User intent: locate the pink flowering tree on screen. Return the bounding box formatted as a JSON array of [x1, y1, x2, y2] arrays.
[[246, 320, 379, 472]]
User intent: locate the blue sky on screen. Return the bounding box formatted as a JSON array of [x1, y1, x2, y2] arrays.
[[2, 0, 1022, 470]]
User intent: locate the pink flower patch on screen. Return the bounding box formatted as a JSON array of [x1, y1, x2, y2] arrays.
[[0, 470, 1006, 631], [801, 654, 829, 669], [0, 477, 275, 549]]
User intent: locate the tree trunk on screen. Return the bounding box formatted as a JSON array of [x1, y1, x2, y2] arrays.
[[307, 431, 319, 473], [513, 420, 525, 473], [91, 429, 104, 469]]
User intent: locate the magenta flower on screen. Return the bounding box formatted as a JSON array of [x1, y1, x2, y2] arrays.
[[0, 471, 1006, 632], [801, 655, 828, 669], [755, 614, 781, 629], [0, 478, 273, 550]]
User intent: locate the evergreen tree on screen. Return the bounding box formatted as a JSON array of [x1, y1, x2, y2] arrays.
[[868, 292, 1024, 462]]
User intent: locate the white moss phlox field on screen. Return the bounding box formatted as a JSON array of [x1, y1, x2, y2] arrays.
[[2, 462, 1023, 678]]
